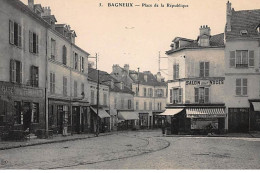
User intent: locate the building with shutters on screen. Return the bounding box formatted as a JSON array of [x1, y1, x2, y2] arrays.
[[0, 0, 48, 135], [224, 1, 260, 132], [111, 64, 167, 129], [164, 25, 227, 134]]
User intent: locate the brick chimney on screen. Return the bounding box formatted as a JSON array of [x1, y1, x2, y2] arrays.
[[200, 25, 211, 36], [28, 0, 34, 10], [199, 25, 211, 46], [42, 7, 51, 16], [226, 1, 232, 32]]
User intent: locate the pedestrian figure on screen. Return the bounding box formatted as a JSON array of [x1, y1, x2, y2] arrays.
[[207, 123, 213, 135], [162, 124, 165, 136], [95, 124, 100, 137]]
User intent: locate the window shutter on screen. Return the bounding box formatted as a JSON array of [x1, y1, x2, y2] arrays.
[[35, 67, 39, 87], [242, 78, 247, 95], [36, 34, 39, 54], [199, 62, 204, 77], [236, 79, 241, 96], [29, 31, 33, 52], [30, 66, 34, 86], [173, 64, 176, 79], [178, 88, 183, 103], [50, 73, 53, 93], [170, 89, 173, 104], [19, 62, 22, 84], [230, 51, 235, 67], [205, 62, 209, 77], [194, 88, 199, 103], [63, 46, 67, 65], [53, 73, 55, 94], [9, 20, 14, 44], [205, 88, 209, 103], [18, 24, 22, 47], [249, 51, 254, 67], [176, 64, 179, 79], [10, 60, 15, 82]]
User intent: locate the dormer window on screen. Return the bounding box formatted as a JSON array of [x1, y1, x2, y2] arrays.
[[175, 41, 179, 49], [257, 25, 260, 34], [35, 10, 41, 16], [240, 30, 248, 36], [144, 75, 148, 82]]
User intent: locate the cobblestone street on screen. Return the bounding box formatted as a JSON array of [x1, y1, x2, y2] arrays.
[[0, 130, 260, 169]]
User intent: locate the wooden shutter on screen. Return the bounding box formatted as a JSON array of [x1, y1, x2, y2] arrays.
[[205, 62, 209, 77], [200, 62, 205, 77], [242, 78, 247, 95], [205, 88, 209, 103], [50, 73, 53, 93], [30, 66, 34, 86], [236, 79, 241, 96], [176, 64, 179, 79], [36, 34, 39, 54], [173, 64, 176, 79], [170, 89, 173, 104], [53, 73, 55, 94], [230, 51, 235, 67], [178, 88, 183, 103], [249, 51, 254, 67], [63, 46, 67, 65], [19, 62, 22, 84], [194, 88, 199, 103], [18, 24, 22, 47], [9, 20, 14, 44], [10, 60, 15, 82], [29, 31, 33, 52]]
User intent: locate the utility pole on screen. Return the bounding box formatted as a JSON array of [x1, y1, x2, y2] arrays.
[[158, 51, 168, 75]]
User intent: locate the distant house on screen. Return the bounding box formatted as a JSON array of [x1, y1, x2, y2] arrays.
[[224, 1, 260, 132], [111, 64, 167, 129]]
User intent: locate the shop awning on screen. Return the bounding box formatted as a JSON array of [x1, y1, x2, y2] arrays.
[[118, 112, 139, 120], [110, 109, 117, 115], [91, 107, 111, 118], [186, 108, 226, 118], [252, 102, 260, 111], [158, 109, 183, 116]]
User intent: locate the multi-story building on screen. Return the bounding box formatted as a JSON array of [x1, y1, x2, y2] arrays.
[[224, 1, 260, 132], [164, 25, 227, 134], [111, 64, 167, 129], [0, 0, 48, 134]]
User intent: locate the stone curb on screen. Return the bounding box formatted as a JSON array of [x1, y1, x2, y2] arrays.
[[163, 133, 260, 138], [0, 133, 112, 151]]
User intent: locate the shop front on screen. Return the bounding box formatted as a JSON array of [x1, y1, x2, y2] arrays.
[[139, 113, 149, 129], [0, 82, 45, 136], [249, 100, 260, 131], [152, 111, 164, 128], [90, 107, 111, 133], [118, 111, 139, 130]]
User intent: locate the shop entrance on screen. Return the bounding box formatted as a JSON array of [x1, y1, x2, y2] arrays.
[[228, 108, 249, 132], [23, 102, 31, 131], [72, 106, 80, 134]]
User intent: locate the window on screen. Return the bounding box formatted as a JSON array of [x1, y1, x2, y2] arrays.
[[114, 98, 117, 109], [91, 90, 95, 104], [143, 88, 147, 97], [10, 60, 22, 84], [148, 88, 153, 97], [31, 66, 39, 87], [14, 101, 21, 125], [51, 39, 56, 59], [29, 31, 39, 54], [195, 87, 209, 103], [173, 63, 179, 79], [199, 62, 209, 77], [136, 101, 139, 110], [236, 78, 247, 96], [135, 87, 139, 96], [62, 46, 67, 65], [128, 100, 132, 109], [149, 102, 152, 110], [144, 102, 147, 110], [156, 89, 164, 97], [74, 81, 77, 97], [158, 102, 162, 110], [74, 52, 78, 70], [32, 103, 39, 123], [81, 83, 85, 96], [103, 93, 107, 106], [9, 20, 22, 47], [171, 88, 183, 104], [63, 76, 67, 96], [50, 72, 55, 94], [230, 50, 254, 68], [121, 98, 124, 109], [80, 56, 84, 72]]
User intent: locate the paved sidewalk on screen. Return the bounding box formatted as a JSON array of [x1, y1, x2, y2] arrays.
[[165, 132, 260, 138], [0, 132, 112, 150]]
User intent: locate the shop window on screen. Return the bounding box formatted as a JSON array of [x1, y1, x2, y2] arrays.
[[50, 72, 55, 94], [10, 60, 22, 84], [31, 66, 39, 87], [0, 100, 7, 126], [230, 50, 254, 68], [173, 63, 179, 79], [236, 78, 247, 96], [199, 62, 209, 77], [9, 20, 22, 47], [29, 31, 39, 54], [14, 101, 21, 125], [51, 38, 56, 59], [62, 45, 67, 65], [195, 87, 209, 103], [32, 103, 39, 123]]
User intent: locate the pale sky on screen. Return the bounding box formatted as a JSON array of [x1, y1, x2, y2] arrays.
[[21, 0, 260, 77]]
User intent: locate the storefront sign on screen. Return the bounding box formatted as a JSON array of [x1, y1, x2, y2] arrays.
[[186, 79, 224, 86], [0, 83, 43, 98]]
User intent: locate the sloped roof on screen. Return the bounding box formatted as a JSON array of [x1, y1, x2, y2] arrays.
[[225, 9, 260, 40], [166, 33, 225, 55], [129, 71, 167, 87], [88, 68, 134, 94]]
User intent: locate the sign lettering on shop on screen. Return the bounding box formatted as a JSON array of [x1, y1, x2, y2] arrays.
[[0, 85, 43, 98], [186, 79, 224, 86]]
